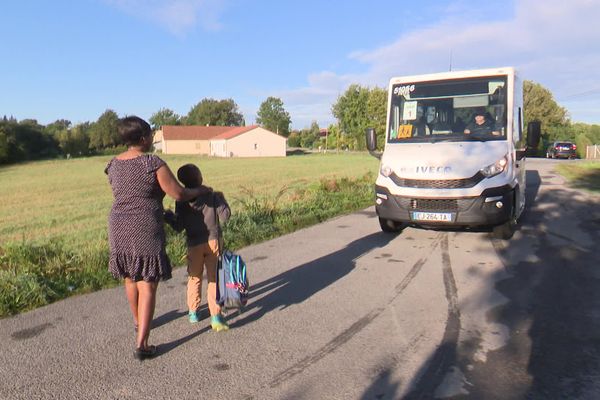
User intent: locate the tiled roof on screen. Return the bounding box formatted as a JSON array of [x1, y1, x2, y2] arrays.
[[211, 125, 259, 140], [161, 125, 279, 141], [161, 125, 232, 140]]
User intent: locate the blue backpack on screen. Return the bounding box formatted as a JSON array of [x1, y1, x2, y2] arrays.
[[216, 250, 249, 311]]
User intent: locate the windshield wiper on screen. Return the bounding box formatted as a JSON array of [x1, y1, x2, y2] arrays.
[[460, 135, 487, 142], [429, 137, 455, 143], [428, 135, 489, 143]]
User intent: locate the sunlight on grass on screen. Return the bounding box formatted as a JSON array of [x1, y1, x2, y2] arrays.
[[0, 153, 379, 317], [556, 161, 600, 194], [0, 153, 378, 248]]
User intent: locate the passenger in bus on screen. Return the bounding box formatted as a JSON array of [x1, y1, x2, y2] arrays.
[[452, 117, 466, 133], [464, 108, 500, 135], [412, 107, 430, 136], [413, 116, 430, 136], [429, 115, 452, 133]]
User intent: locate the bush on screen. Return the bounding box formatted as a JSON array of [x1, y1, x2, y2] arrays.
[[0, 240, 115, 316]]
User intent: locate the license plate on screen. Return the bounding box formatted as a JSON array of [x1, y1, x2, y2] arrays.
[[411, 211, 453, 222]]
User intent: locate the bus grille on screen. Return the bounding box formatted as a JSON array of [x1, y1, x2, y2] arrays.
[[390, 172, 484, 189], [396, 197, 473, 212]]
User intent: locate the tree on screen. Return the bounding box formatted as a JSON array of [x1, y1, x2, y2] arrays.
[[287, 131, 301, 147], [186, 98, 244, 126], [324, 124, 343, 152], [298, 121, 320, 148], [367, 87, 387, 150], [256, 97, 291, 136], [523, 80, 572, 154], [331, 84, 386, 150], [89, 109, 120, 149], [57, 123, 91, 157], [149, 108, 181, 130], [523, 81, 569, 128], [0, 119, 59, 162], [45, 119, 72, 137], [0, 128, 8, 163]]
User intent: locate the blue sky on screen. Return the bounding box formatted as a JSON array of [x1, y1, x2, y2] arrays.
[[2, 0, 599, 129]]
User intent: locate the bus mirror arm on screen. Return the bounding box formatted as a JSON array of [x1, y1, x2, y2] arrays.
[[366, 128, 382, 159]]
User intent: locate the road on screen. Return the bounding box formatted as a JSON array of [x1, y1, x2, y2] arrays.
[[1, 158, 599, 400]]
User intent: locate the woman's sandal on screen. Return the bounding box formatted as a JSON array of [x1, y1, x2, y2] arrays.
[[133, 345, 157, 361]]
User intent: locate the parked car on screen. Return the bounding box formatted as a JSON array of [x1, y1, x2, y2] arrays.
[[546, 141, 577, 159]]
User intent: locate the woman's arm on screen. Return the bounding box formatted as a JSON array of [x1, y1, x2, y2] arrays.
[[156, 164, 209, 201]]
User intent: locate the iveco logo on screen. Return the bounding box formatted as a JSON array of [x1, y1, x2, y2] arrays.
[[416, 166, 452, 173]]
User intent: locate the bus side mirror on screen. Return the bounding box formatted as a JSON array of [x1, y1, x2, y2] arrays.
[[366, 128, 381, 159], [527, 121, 541, 150]]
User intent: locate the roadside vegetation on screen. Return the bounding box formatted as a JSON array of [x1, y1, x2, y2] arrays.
[[523, 82, 600, 159], [555, 161, 600, 194], [0, 153, 377, 317]]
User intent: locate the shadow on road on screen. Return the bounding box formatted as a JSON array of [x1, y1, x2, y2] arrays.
[[153, 228, 394, 358], [360, 369, 402, 400], [231, 231, 396, 329], [398, 167, 600, 399], [152, 309, 187, 330]]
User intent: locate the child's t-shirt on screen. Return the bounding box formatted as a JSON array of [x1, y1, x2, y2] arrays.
[[168, 192, 231, 247]]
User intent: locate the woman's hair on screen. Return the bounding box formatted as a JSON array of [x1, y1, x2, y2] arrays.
[[177, 164, 202, 188], [117, 116, 152, 146]]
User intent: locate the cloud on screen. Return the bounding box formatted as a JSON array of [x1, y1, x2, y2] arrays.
[[282, 0, 600, 126], [105, 0, 226, 36]]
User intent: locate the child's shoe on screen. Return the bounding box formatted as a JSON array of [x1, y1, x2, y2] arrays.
[[188, 311, 200, 324], [211, 314, 229, 332]]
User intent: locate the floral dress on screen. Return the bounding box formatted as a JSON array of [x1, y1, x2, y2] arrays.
[[105, 154, 171, 282]]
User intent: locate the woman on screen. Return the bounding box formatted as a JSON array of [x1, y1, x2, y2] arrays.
[[105, 116, 208, 360]]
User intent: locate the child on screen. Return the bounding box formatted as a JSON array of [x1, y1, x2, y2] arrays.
[[164, 164, 231, 331]]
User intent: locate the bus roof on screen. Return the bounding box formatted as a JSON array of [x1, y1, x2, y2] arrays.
[[389, 67, 515, 85]]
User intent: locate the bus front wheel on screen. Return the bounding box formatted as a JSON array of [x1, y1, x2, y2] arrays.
[[379, 217, 405, 233]]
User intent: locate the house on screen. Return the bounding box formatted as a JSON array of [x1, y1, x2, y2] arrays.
[[153, 125, 287, 157]]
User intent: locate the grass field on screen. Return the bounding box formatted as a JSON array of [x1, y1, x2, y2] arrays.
[[0, 152, 379, 248], [556, 161, 600, 194], [0, 152, 379, 316]]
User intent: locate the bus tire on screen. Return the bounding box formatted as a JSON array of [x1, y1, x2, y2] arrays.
[[379, 217, 405, 233]]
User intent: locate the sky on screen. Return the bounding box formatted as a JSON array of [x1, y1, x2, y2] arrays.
[[1, 0, 599, 129]]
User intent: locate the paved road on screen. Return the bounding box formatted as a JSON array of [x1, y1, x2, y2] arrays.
[[1, 158, 599, 400]]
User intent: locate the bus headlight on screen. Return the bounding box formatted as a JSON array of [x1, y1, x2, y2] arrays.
[[480, 155, 508, 178], [380, 164, 393, 177]]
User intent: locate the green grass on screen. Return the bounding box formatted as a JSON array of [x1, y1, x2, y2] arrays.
[[0, 153, 378, 246], [556, 161, 600, 194], [0, 153, 379, 317]]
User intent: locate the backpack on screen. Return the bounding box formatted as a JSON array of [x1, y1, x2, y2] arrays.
[[216, 250, 249, 311]]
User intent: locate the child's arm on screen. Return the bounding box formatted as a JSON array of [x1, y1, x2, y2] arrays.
[[164, 202, 185, 232], [214, 191, 231, 224]]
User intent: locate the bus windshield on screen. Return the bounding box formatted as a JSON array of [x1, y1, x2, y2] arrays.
[[388, 76, 508, 143]]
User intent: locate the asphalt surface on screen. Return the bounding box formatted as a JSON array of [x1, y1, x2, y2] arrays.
[[1, 158, 599, 400]]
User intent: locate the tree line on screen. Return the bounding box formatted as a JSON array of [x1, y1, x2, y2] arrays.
[[2, 80, 598, 165], [0, 97, 292, 165]]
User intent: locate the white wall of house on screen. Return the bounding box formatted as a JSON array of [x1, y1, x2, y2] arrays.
[[164, 140, 210, 155], [152, 130, 164, 152], [210, 139, 228, 157], [221, 127, 286, 157], [154, 127, 286, 156]]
